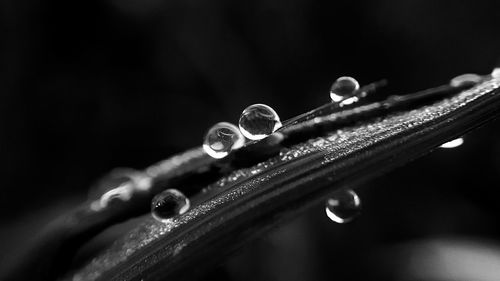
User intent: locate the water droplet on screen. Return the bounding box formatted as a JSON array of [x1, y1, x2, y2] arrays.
[[330, 76, 360, 103], [439, 137, 464, 149], [325, 189, 361, 223], [450, 73, 482, 87], [203, 122, 245, 159], [238, 104, 282, 140], [151, 189, 190, 222]]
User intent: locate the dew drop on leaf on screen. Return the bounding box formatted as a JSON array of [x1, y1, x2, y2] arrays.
[[238, 104, 282, 140], [151, 189, 190, 222], [325, 189, 361, 224], [330, 76, 360, 103], [203, 122, 245, 159]]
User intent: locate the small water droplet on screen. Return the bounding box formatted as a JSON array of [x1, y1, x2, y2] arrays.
[[238, 104, 282, 140], [325, 189, 361, 223], [330, 76, 360, 103], [439, 137, 464, 149], [151, 189, 190, 222], [203, 122, 245, 159], [450, 73, 482, 87]]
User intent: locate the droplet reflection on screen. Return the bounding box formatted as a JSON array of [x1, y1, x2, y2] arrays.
[[238, 104, 282, 140], [151, 189, 190, 222], [203, 122, 245, 159], [325, 189, 361, 223], [439, 137, 464, 149]]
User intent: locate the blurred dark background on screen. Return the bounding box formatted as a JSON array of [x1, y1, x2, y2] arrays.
[[1, 0, 500, 280]]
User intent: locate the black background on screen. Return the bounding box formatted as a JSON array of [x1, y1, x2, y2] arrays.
[[1, 0, 500, 280]]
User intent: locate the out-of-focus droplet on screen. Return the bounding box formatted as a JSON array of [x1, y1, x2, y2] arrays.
[[450, 73, 482, 87], [238, 104, 282, 140], [439, 137, 464, 149], [203, 122, 245, 159], [492, 68, 500, 79], [90, 168, 152, 200], [90, 169, 153, 211], [130, 172, 153, 191], [325, 189, 361, 223], [97, 183, 134, 210], [151, 189, 190, 222], [89, 168, 135, 198], [330, 76, 360, 103]]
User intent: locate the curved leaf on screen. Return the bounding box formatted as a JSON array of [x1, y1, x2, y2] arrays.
[[67, 78, 500, 281]]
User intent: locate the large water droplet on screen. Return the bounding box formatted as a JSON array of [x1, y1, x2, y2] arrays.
[[439, 137, 464, 149], [450, 73, 482, 87], [151, 189, 190, 222], [203, 122, 245, 159], [325, 189, 361, 223], [238, 104, 282, 140], [330, 76, 360, 103]]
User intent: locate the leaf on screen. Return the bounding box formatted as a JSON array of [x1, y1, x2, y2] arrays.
[[64, 78, 500, 281]]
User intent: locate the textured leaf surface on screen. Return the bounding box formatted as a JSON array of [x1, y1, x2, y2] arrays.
[[69, 78, 500, 281]]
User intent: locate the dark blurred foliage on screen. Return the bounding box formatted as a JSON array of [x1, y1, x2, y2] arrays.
[[1, 0, 500, 280]]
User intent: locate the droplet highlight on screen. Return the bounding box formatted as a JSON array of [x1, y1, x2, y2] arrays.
[[238, 104, 282, 140], [325, 189, 361, 223], [492, 68, 500, 79], [330, 76, 360, 103], [151, 189, 190, 222], [439, 137, 464, 149], [450, 73, 482, 87], [203, 122, 245, 159]]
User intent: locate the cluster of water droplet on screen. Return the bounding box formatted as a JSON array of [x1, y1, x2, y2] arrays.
[[203, 103, 283, 159], [177, 75, 364, 222], [325, 189, 361, 223], [202, 76, 362, 160], [169, 103, 285, 222]]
